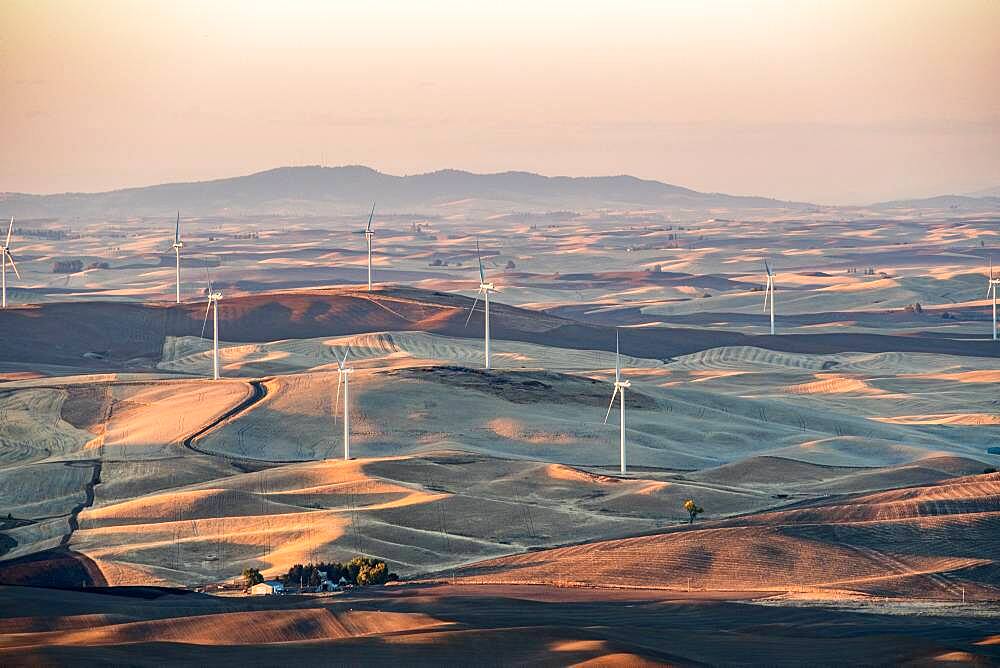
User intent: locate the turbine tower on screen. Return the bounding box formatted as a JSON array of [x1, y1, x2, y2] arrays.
[[364, 203, 375, 292], [464, 240, 497, 369], [762, 260, 776, 335], [988, 256, 999, 342], [200, 278, 223, 380], [603, 330, 631, 474], [1, 217, 21, 310], [333, 349, 354, 460], [172, 212, 183, 304]]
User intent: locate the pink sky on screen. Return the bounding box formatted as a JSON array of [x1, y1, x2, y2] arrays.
[[2, 0, 998, 203]]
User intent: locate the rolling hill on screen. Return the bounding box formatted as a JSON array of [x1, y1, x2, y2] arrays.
[[0, 286, 998, 376]]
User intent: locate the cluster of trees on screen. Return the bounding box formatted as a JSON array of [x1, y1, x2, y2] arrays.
[[283, 556, 398, 588], [232, 232, 260, 239], [903, 302, 924, 314], [52, 260, 83, 274], [242, 568, 264, 588], [52, 260, 109, 273], [846, 267, 879, 275], [14, 227, 78, 240]]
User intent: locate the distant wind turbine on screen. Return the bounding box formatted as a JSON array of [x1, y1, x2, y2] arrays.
[[364, 203, 375, 292], [988, 257, 999, 342], [464, 240, 498, 369], [172, 212, 183, 304], [200, 275, 223, 380], [603, 330, 631, 474], [333, 348, 354, 460], [762, 260, 776, 335], [1, 217, 21, 310]]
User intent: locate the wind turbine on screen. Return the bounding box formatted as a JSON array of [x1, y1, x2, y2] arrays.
[[988, 257, 999, 342], [1, 217, 21, 310], [464, 240, 497, 369], [332, 348, 354, 460], [172, 212, 183, 304], [762, 260, 776, 335], [364, 203, 375, 292], [603, 330, 631, 474], [200, 276, 223, 380]]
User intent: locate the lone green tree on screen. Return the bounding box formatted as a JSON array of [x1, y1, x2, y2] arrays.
[[683, 499, 703, 525]]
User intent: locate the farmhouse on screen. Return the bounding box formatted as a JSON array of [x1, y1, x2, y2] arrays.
[[249, 580, 285, 596]]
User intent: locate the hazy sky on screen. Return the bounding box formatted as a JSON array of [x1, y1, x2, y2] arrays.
[[2, 0, 998, 204]]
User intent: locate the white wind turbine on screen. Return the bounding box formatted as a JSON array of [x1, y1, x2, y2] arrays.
[[172, 212, 183, 304], [1, 217, 21, 310], [762, 259, 776, 335], [464, 240, 498, 369], [200, 276, 223, 380], [987, 256, 999, 342], [332, 348, 354, 460], [603, 330, 631, 474], [363, 203, 375, 292]]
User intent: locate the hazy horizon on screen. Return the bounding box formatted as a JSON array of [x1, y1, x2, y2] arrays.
[[2, 0, 999, 204]]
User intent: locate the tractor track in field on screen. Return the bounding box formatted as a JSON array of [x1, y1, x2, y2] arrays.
[[179, 378, 310, 466], [182, 379, 269, 458]]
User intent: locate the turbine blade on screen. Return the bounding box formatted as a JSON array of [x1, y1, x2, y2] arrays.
[[367, 202, 375, 232], [175, 212, 180, 244], [477, 239, 485, 282], [342, 347, 351, 365], [764, 259, 772, 276], [333, 372, 342, 425], [6, 252, 21, 279], [763, 282, 770, 312], [615, 330, 621, 382], [5, 216, 13, 248], [201, 300, 211, 338], [604, 387, 619, 424], [464, 289, 483, 327]]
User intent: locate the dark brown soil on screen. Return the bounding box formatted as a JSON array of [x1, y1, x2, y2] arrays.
[[383, 366, 658, 409]]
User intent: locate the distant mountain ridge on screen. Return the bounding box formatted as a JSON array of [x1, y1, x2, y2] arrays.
[[0, 165, 813, 218], [966, 185, 1000, 198], [871, 194, 1000, 210], [2, 165, 998, 218]]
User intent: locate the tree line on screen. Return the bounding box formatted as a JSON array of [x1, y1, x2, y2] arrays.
[[242, 555, 399, 589]]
